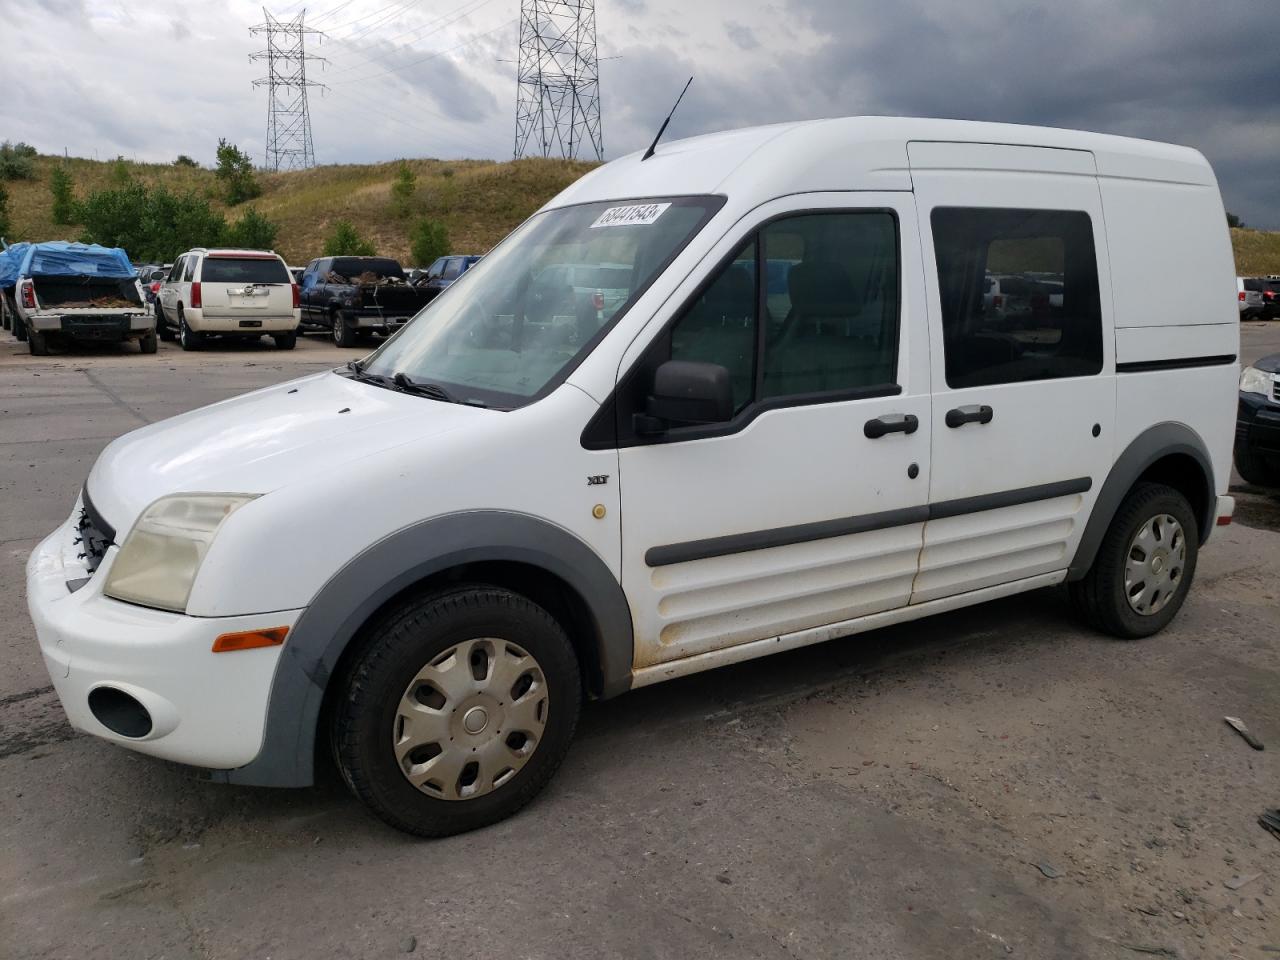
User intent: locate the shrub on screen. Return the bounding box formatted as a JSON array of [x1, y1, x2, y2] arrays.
[[0, 141, 37, 180], [390, 160, 417, 219], [215, 138, 261, 205], [77, 182, 226, 261], [0, 184, 10, 238], [173, 154, 200, 168], [323, 219, 376, 257], [1227, 211, 1246, 229], [409, 216, 449, 266], [110, 157, 131, 186], [50, 165, 75, 224], [225, 207, 279, 250]]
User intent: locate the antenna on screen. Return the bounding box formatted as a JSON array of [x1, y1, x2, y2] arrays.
[[250, 8, 327, 172], [513, 0, 604, 161], [641, 76, 692, 161]]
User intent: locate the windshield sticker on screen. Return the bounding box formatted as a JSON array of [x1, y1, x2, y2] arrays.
[[590, 203, 672, 228]]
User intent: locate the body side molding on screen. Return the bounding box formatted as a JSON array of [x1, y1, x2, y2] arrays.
[[1066, 422, 1215, 581], [207, 511, 633, 788]]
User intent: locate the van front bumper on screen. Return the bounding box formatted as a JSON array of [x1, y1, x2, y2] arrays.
[[26, 509, 303, 771]]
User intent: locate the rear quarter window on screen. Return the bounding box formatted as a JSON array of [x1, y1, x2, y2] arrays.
[[201, 257, 290, 284]]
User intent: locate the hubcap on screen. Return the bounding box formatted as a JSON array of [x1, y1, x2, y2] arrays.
[[1124, 513, 1186, 615], [393, 638, 548, 801]]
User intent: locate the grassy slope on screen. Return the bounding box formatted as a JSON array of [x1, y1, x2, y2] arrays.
[[5, 154, 599, 266], [6, 154, 1279, 274]]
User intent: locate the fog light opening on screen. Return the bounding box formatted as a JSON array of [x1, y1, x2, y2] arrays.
[[87, 687, 153, 739]]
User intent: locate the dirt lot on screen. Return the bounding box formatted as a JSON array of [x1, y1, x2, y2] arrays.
[[1, 325, 1279, 959]]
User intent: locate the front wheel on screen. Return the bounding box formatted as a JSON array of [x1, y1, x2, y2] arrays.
[[156, 304, 176, 341], [333, 585, 582, 837], [1068, 482, 1199, 638]]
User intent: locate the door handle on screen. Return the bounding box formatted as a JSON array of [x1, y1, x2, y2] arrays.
[[945, 404, 994, 428], [864, 413, 919, 439]]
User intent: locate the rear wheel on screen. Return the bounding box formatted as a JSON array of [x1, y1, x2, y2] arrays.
[[13, 308, 27, 342], [333, 585, 582, 837], [1235, 446, 1280, 488], [1068, 482, 1199, 638], [27, 327, 49, 356], [332, 310, 356, 347], [273, 331, 297, 350], [138, 331, 158, 354], [178, 309, 203, 351]]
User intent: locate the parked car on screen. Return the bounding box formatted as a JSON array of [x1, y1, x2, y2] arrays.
[[137, 266, 168, 305], [1235, 354, 1280, 486], [156, 248, 299, 351], [1239, 277, 1265, 320], [298, 255, 434, 346], [416, 255, 482, 303], [0, 241, 30, 339], [1260, 276, 1280, 319], [26, 117, 1239, 837], [11, 241, 154, 356]]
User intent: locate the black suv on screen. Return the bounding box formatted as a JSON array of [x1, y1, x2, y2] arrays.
[[1236, 353, 1280, 486]]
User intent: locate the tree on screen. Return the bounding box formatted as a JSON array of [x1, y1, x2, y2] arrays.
[[390, 160, 417, 219], [409, 216, 449, 267], [323, 219, 376, 257], [110, 157, 131, 186], [77, 182, 226, 262], [173, 154, 200, 168], [50, 165, 75, 224], [1227, 211, 1246, 229], [225, 207, 279, 250], [215, 138, 261, 205], [0, 141, 37, 180], [0, 184, 10, 238]]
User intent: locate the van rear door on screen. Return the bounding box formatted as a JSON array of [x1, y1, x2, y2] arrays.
[[199, 254, 293, 318]]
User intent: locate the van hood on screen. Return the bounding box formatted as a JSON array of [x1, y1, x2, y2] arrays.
[[87, 370, 480, 531]]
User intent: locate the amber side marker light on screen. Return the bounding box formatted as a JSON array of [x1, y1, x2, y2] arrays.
[[212, 626, 289, 653]]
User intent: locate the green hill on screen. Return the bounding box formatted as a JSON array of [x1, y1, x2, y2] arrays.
[[5, 152, 1280, 276], [4, 153, 599, 266]]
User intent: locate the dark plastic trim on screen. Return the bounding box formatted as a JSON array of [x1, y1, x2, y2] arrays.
[[206, 511, 634, 787], [1115, 354, 1237, 373], [1067, 423, 1216, 580], [80, 485, 116, 544], [647, 477, 1093, 568]]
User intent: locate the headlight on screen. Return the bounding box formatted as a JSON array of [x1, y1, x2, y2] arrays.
[[104, 494, 258, 613], [1241, 366, 1274, 396]]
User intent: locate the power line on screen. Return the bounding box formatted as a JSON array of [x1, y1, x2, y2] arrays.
[[250, 9, 328, 171], [330, 15, 515, 86], [513, 0, 602, 161], [320, 0, 497, 78]]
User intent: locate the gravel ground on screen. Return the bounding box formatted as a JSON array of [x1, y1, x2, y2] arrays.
[[1, 325, 1279, 959]]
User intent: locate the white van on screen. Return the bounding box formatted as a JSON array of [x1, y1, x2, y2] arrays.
[[155, 248, 300, 350], [27, 118, 1238, 836]]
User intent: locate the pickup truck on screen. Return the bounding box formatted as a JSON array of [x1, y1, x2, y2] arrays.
[[298, 256, 434, 347], [10, 242, 154, 356]]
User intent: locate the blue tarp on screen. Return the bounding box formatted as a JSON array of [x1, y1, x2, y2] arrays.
[[0, 241, 31, 289], [15, 242, 136, 281]]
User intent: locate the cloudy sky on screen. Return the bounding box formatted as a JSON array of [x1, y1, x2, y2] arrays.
[[3, 0, 1279, 225]]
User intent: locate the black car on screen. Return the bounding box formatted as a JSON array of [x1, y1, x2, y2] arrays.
[[1261, 277, 1280, 319], [1235, 352, 1280, 486], [416, 255, 482, 303]]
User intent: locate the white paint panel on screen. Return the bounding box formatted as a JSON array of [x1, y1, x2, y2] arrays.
[[1099, 178, 1236, 328], [1114, 324, 1237, 365], [907, 141, 1096, 176]]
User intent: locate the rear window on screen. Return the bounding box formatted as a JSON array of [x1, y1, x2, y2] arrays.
[[201, 257, 289, 284], [1245, 278, 1264, 292], [332, 258, 403, 280]]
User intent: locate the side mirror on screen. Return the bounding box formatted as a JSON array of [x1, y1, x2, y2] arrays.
[[636, 359, 734, 434]]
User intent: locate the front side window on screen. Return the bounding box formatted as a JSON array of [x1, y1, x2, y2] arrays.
[[931, 208, 1103, 388], [362, 197, 723, 408], [442, 258, 463, 281], [663, 210, 901, 415]]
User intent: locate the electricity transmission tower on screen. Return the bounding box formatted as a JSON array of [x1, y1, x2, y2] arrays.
[[250, 9, 326, 171], [513, 0, 603, 161]]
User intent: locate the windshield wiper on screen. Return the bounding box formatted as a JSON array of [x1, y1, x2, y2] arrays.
[[393, 372, 487, 407], [344, 359, 399, 390]]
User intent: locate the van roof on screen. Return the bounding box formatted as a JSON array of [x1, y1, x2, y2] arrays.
[[547, 116, 1216, 210]]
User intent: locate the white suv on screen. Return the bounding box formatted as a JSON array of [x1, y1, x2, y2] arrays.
[[27, 118, 1239, 837], [156, 248, 300, 350]]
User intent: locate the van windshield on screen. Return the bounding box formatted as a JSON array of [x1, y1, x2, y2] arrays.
[[361, 196, 723, 408]]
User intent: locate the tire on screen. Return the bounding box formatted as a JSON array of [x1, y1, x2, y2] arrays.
[[1234, 445, 1280, 488], [273, 331, 297, 350], [27, 327, 49, 356], [332, 310, 356, 347], [138, 331, 158, 354], [178, 310, 203, 351], [156, 304, 176, 341], [1068, 482, 1199, 639], [333, 585, 582, 838], [13, 308, 27, 342]]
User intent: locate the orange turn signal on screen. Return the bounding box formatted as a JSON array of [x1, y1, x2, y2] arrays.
[[212, 626, 289, 653]]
